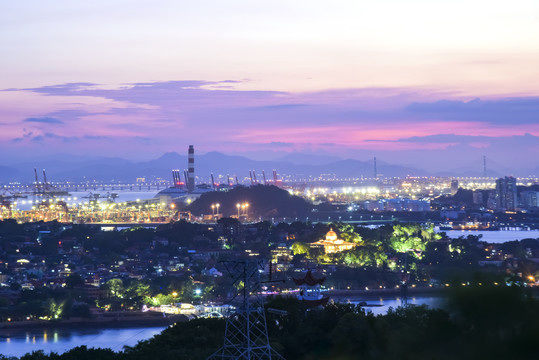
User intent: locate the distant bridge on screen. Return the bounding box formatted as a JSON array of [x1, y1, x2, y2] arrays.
[[2, 182, 173, 195]]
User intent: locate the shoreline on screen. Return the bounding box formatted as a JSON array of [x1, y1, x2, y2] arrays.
[[0, 312, 187, 337], [327, 285, 448, 299]]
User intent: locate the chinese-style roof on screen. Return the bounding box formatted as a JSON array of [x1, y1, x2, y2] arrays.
[[325, 229, 337, 241], [293, 270, 326, 286]]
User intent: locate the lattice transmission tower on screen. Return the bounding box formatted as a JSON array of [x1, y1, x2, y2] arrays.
[[207, 259, 285, 360]]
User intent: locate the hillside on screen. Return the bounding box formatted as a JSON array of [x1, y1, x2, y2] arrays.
[[185, 185, 312, 219]]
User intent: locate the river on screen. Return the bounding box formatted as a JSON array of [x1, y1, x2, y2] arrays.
[[336, 295, 446, 316], [0, 326, 166, 358], [442, 229, 539, 243]]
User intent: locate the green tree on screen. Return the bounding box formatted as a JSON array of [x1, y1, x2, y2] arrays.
[[291, 241, 310, 256], [105, 278, 125, 298], [389, 223, 434, 258], [47, 298, 66, 320]]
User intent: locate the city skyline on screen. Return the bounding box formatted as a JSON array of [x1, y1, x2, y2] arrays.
[[1, 1, 539, 173]]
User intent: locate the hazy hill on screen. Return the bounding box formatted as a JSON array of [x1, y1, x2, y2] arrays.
[[0, 152, 429, 183]]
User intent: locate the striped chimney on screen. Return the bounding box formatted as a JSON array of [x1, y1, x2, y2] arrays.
[[188, 145, 195, 192]]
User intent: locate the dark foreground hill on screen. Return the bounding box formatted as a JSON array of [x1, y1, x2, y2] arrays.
[[12, 286, 539, 360], [185, 185, 312, 219]]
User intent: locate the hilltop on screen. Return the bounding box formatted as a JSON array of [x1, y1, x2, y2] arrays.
[[185, 185, 312, 219]]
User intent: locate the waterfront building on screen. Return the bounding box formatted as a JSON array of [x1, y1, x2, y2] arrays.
[[292, 270, 329, 307]]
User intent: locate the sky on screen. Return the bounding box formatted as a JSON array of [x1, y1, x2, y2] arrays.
[[1, 1, 539, 173]]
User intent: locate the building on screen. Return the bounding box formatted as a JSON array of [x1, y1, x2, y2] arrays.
[[270, 244, 293, 272], [495, 176, 518, 211], [472, 191, 484, 206], [292, 270, 329, 307], [521, 191, 539, 210], [311, 229, 356, 254]]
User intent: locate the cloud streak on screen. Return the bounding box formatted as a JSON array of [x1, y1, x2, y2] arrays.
[[23, 117, 63, 124], [406, 98, 539, 125]]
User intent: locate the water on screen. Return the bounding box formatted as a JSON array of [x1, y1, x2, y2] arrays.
[[0, 326, 166, 358], [443, 229, 539, 243], [336, 295, 445, 316]]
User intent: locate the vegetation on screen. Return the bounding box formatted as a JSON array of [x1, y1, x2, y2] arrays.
[[8, 286, 539, 360], [290, 222, 441, 273], [1, 218, 538, 324]]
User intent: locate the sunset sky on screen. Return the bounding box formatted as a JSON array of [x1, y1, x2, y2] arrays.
[[1, 1, 538, 172]]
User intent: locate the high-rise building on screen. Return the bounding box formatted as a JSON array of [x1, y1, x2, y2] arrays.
[[495, 176, 518, 211], [520, 191, 539, 210], [473, 190, 484, 206]]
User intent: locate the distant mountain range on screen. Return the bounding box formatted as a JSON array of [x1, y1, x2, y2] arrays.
[[0, 151, 532, 184]]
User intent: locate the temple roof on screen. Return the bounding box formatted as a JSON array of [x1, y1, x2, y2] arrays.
[[292, 270, 326, 286], [325, 229, 337, 241]]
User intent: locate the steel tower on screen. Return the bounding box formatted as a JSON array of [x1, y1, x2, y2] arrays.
[[207, 259, 285, 360]]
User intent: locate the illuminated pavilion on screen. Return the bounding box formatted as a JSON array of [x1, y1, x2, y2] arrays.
[[310, 228, 356, 254]]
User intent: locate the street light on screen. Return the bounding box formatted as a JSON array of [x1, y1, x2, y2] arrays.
[[216, 203, 220, 215], [236, 203, 240, 218]]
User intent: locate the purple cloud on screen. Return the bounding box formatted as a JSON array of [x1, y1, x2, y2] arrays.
[[23, 117, 64, 124], [2, 80, 538, 173]]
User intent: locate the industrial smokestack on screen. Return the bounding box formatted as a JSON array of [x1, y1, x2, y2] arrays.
[[374, 156, 377, 179], [188, 145, 195, 192], [262, 170, 267, 185]]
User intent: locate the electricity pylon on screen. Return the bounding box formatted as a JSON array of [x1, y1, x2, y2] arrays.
[[207, 259, 285, 360]]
